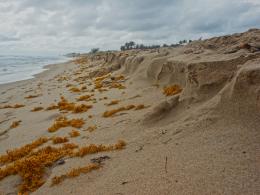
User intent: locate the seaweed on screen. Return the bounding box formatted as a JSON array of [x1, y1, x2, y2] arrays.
[[0, 137, 49, 164], [31, 107, 44, 112], [102, 105, 136, 117], [73, 140, 126, 157], [10, 120, 22, 129], [0, 139, 125, 193], [45, 104, 59, 110], [106, 100, 120, 106], [51, 163, 101, 186], [0, 104, 25, 109], [135, 104, 145, 110], [69, 87, 81, 93], [109, 82, 126, 89], [52, 136, 69, 144], [76, 95, 92, 101], [25, 94, 41, 99], [163, 85, 182, 96], [48, 116, 85, 132], [86, 125, 97, 132], [57, 96, 92, 113], [69, 130, 80, 137]]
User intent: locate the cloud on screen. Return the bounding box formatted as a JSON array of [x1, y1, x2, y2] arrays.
[[0, 0, 259, 55]]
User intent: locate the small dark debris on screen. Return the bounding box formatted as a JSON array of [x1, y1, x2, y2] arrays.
[[91, 155, 110, 164], [242, 151, 246, 154], [121, 181, 128, 185], [56, 159, 65, 165]]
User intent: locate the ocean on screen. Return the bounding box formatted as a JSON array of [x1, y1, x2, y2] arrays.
[[0, 55, 69, 85]]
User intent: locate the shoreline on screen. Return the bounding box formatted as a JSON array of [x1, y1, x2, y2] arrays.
[[0, 60, 73, 91]]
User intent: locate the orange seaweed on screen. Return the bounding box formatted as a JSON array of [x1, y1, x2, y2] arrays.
[[86, 125, 97, 132], [69, 130, 80, 137], [102, 105, 136, 117], [52, 136, 69, 144], [10, 120, 22, 129], [163, 85, 182, 96], [31, 107, 44, 112], [51, 163, 101, 186], [106, 100, 120, 106], [0, 104, 25, 109], [48, 116, 85, 133], [25, 94, 41, 99]]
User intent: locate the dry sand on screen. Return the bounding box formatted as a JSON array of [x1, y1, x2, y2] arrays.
[[0, 29, 260, 195]]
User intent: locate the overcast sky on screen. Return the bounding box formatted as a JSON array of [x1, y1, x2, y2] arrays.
[[0, 0, 260, 55]]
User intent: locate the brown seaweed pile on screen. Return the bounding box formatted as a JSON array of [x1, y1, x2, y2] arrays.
[[0, 104, 25, 109], [163, 85, 182, 96], [0, 138, 126, 193], [48, 116, 85, 133], [51, 163, 101, 186]]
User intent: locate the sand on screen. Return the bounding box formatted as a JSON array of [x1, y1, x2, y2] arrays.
[[0, 29, 259, 195]]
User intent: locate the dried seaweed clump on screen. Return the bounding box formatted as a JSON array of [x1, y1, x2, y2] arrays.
[[31, 107, 44, 112], [94, 74, 111, 89], [106, 100, 120, 106], [51, 163, 101, 186], [69, 130, 80, 137], [0, 104, 25, 109], [48, 116, 85, 132], [109, 82, 126, 89], [86, 125, 97, 132], [73, 140, 126, 157], [0, 137, 49, 164], [0, 143, 77, 193], [58, 96, 93, 113], [102, 105, 136, 117], [76, 94, 92, 101], [25, 94, 41, 99], [163, 85, 182, 96], [10, 120, 22, 129], [52, 136, 69, 144], [69, 87, 81, 93], [45, 104, 59, 110], [0, 139, 125, 193], [135, 104, 146, 110]]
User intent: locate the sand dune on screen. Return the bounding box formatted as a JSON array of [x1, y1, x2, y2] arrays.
[[0, 29, 260, 194]]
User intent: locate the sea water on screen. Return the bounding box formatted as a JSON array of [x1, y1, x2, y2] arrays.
[[0, 55, 68, 84]]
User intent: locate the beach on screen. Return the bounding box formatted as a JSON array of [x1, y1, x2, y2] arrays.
[[0, 29, 260, 195]]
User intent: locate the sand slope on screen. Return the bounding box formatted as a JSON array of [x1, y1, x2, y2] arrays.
[[0, 29, 260, 195]]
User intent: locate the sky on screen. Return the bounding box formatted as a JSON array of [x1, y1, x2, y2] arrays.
[[0, 0, 260, 56]]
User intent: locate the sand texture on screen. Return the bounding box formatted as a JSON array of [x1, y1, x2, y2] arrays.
[[0, 29, 260, 195]]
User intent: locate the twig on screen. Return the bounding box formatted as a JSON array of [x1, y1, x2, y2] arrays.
[[165, 156, 168, 173]]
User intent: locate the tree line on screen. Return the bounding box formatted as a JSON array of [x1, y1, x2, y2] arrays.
[[120, 40, 192, 51], [89, 39, 193, 54]]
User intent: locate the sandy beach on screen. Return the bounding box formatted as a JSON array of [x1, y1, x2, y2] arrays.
[[0, 29, 260, 195]]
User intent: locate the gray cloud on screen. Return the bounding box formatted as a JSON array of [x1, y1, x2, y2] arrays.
[[0, 0, 259, 55]]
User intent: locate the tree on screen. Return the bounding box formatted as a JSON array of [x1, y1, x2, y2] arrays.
[[120, 46, 126, 51], [129, 41, 135, 49], [90, 48, 99, 54], [125, 42, 130, 50], [163, 44, 169, 47]]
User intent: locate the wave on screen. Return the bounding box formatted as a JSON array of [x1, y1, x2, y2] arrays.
[[0, 55, 69, 84]]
